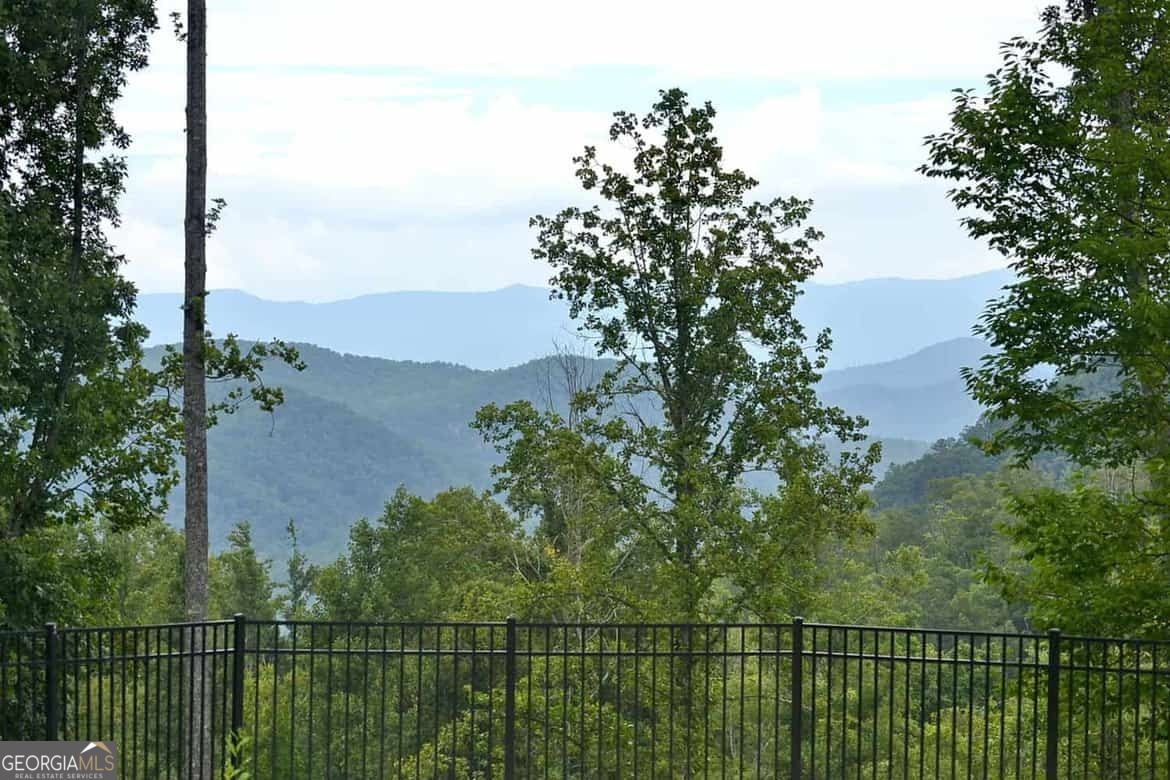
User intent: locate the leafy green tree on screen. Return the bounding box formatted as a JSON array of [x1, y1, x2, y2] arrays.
[[923, 0, 1170, 478], [106, 521, 186, 624], [281, 519, 317, 619], [0, 1, 302, 631], [0, 523, 125, 628], [210, 522, 280, 619], [479, 89, 877, 622], [923, 0, 1170, 637], [990, 471, 1170, 636], [475, 398, 657, 623], [0, 0, 180, 549], [314, 488, 528, 621]]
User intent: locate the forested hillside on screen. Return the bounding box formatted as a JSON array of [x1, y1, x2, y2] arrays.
[[151, 337, 986, 561]]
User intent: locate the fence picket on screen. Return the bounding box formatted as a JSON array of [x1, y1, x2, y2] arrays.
[[2, 619, 1169, 778]]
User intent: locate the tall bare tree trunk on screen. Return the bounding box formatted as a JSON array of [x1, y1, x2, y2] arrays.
[[182, 0, 210, 777]]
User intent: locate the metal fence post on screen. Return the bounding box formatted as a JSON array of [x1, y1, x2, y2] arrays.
[[1045, 628, 1061, 780], [504, 617, 517, 780], [232, 614, 246, 740], [44, 623, 59, 741], [791, 617, 804, 780]]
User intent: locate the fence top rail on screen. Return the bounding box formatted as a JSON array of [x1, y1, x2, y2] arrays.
[[251, 619, 510, 629], [0, 629, 43, 641], [246, 620, 799, 634], [57, 618, 235, 636], [250, 619, 808, 631], [242, 619, 1057, 636], [1, 619, 233, 639], [801, 622, 1051, 640], [219, 617, 1170, 645], [1060, 633, 1170, 646], [6, 617, 1170, 648]]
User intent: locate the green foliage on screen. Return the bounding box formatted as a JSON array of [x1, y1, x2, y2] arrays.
[[0, 515, 296, 629], [923, 0, 1170, 477], [105, 521, 185, 624], [157, 334, 305, 427], [282, 520, 317, 620], [813, 472, 1027, 631], [0, 522, 126, 629], [990, 472, 1170, 636], [474, 396, 658, 623], [481, 89, 878, 622], [872, 433, 1000, 510], [223, 732, 253, 780], [923, 1, 1170, 639], [210, 522, 282, 620], [882, 471, 1037, 630], [313, 488, 529, 622], [223, 739, 253, 780], [0, 0, 182, 555]]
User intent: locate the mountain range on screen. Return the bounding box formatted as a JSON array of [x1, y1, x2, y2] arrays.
[[133, 270, 1012, 563], [150, 335, 990, 564], [136, 269, 1011, 371]]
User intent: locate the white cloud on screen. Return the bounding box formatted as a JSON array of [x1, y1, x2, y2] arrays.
[[150, 0, 1046, 79], [113, 1, 1034, 300]]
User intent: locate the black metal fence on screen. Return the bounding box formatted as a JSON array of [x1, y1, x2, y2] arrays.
[[3, 617, 1169, 778]]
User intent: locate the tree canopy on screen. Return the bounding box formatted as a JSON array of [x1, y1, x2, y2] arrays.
[[923, 0, 1170, 637], [479, 89, 878, 622], [923, 0, 1170, 478], [0, 0, 181, 547]]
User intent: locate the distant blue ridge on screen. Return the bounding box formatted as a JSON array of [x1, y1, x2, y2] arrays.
[[135, 268, 1012, 372]]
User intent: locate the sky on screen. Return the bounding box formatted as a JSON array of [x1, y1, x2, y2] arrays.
[[113, 0, 1048, 303]]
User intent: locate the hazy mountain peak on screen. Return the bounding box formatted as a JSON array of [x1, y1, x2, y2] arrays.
[[136, 270, 1011, 371]]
